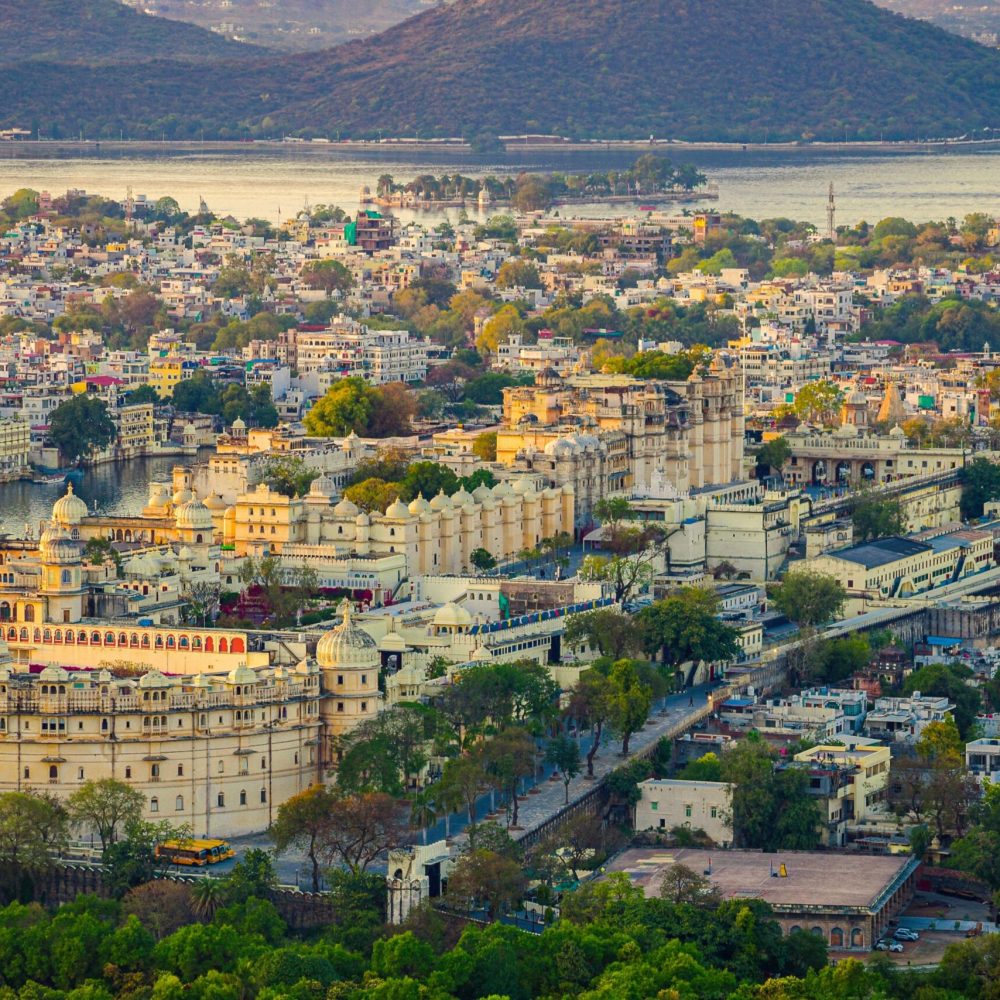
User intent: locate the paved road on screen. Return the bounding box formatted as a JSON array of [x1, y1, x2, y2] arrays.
[[223, 680, 721, 887]]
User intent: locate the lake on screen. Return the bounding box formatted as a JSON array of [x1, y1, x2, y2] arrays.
[[0, 144, 998, 227]]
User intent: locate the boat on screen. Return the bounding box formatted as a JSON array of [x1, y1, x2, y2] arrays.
[[31, 473, 67, 485]]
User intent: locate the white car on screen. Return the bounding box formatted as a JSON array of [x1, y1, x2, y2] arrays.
[[893, 928, 919, 941], [876, 940, 904, 952]]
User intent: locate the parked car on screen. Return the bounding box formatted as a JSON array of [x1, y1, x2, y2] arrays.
[[893, 928, 919, 941], [876, 940, 904, 952]]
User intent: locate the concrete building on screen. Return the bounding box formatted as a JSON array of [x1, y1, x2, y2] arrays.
[[864, 694, 956, 744], [634, 778, 733, 845], [791, 742, 891, 847], [608, 847, 919, 951], [966, 737, 1000, 782]]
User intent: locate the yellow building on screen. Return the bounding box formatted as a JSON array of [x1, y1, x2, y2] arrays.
[[149, 358, 186, 399]]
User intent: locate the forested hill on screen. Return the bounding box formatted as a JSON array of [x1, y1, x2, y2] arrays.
[[0, 0, 260, 64], [3, 0, 1000, 141]]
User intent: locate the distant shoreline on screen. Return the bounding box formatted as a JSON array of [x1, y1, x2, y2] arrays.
[[2, 137, 1000, 159]]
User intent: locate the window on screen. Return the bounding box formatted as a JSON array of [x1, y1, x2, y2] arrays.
[[337, 674, 344, 685], [684, 805, 692, 818], [23, 767, 29, 779], [261, 757, 267, 769], [218, 761, 224, 774], [217, 793, 225, 808], [150, 797, 159, 813], [361, 702, 367, 712], [260, 789, 267, 803], [177, 764, 184, 776], [125, 766, 132, 779], [337, 702, 344, 712], [175, 796, 184, 811], [78, 767, 84, 780], [710, 807, 718, 818], [239, 789, 247, 806]]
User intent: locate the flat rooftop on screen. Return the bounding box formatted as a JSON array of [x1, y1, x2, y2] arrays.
[[606, 848, 914, 911]]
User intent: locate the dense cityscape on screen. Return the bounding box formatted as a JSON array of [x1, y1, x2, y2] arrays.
[[6, 0, 1000, 982]]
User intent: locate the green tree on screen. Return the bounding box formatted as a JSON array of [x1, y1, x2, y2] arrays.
[[755, 436, 791, 474], [483, 727, 536, 828], [851, 494, 905, 542], [67, 779, 145, 851], [0, 791, 68, 902], [476, 304, 526, 354], [270, 784, 337, 893], [545, 735, 582, 803], [342, 477, 402, 513], [769, 569, 845, 626], [304, 377, 377, 436], [260, 455, 320, 498], [961, 456, 1000, 519], [398, 461, 459, 502], [470, 547, 497, 572], [638, 588, 740, 672], [792, 380, 844, 425], [445, 849, 527, 919], [903, 662, 981, 739], [605, 659, 653, 756], [678, 752, 723, 782], [46, 395, 116, 463], [472, 431, 498, 461], [564, 608, 643, 660], [300, 259, 354, 296], [566, 668, 612, 778]]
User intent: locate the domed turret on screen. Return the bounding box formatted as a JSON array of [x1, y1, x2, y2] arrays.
[[175, 498, 212, 530], [429, 490, 452, 511], [408, 493, 430, 515], [333, 496, 359, 518], [316, 601, 379, 669], [52, 483, 88, 527], [39, 523, 81, 564], [385, 497, 410, 519], [433, 602, 473, 634]]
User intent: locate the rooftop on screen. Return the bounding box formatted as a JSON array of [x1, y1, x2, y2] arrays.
[[831, 535, 929, 569], [607, 848, 915, 911]]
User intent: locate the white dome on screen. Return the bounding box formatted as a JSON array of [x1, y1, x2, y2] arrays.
[[52, 483, 88, 526], [408, 494, 430, 515], [491, 481, 513, 499], [226, 664, 257, 685], [203, 492, 228, 511], [178, 545, 193, 561], [451, 487, 473, 506], [309, 474, 336, 498], [889, 424, 906, 438], [39, 665, 69, 682], [433, 602, 472, 629], [39, 524, 81, 564], [138, 670, 171, 689], [316, 602, 379, 669], [333, 496, 359, 518], [429, 490, 452, 511], [175, 498, 212, 530], [385, 497, 410, 519], [472, 485, 492, 502], [172, 487, 194, 506], [124, 553, 161, 578]]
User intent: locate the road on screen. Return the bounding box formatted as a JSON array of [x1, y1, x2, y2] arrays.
[[221, 680, 722, 887]]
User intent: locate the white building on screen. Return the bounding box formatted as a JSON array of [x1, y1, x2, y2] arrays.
[[635, 778, 733, 846]]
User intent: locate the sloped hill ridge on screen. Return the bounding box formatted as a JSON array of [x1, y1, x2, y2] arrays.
[[2, 0, 1000, 141], [0, 0, 259, 63]]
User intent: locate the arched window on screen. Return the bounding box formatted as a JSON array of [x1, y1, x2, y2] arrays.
[[193, 637, 202, 649], [33, 629, 40, 642], [43, 629, 51, 642], [230, 638, 244, 654], [7, 627, 14, 640], [65, 630, 74, 644], [830, 928, 844, 948], [130, 634, 139, 647], [23, 605, 34, 622], [155, 636, 163, 648], [101, 719, 108, 731], [205, 637, 214, 652], [239, 789, 247, 806], [142, 635, 150, 648], [196, 534, 203, 543], [0, 602, 10, 621], [105, 632, 115, 645], [811, 927, 823, 937], [49, 764, 58, 780], [91, 631, 101, 644], [54, 630, 62, 643], [179, 636, 189, 648], [219, 638, 229, 653], [166, 636, 175, 649], [150, 797, 159, 813], [851, 929, 864, 948], [175, 796, 184, 811], [61, 570, 71, 584]]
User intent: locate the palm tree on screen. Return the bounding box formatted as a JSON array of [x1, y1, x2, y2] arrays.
[[409, 788, 439, 846], [190, 876, 227, 920]]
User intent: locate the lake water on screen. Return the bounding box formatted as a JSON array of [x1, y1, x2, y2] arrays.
[[0, 145, 998, 227], [0, 453, 204, 538]]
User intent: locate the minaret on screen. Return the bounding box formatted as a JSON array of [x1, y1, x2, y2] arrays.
[[826, 182, 836, 240]]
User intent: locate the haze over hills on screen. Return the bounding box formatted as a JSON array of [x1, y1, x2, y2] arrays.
[[0, 0, 259, 63], [6, 0, 1000, 142], [120, 0, 436, 52]]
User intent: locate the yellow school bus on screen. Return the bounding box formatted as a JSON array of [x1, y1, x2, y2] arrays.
[[155, 838, 235, 866]]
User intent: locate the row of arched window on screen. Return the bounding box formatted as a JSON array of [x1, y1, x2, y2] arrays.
[[150, 789, 267, 811], [6, 627, 245, 653], [789, 926, 864, 948]]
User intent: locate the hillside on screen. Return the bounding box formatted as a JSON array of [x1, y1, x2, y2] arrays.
[[873, 0, 1000, 42], [124, 0, 435, 51], [0, 0, 259, 63], [4, 0, 1000, 141]]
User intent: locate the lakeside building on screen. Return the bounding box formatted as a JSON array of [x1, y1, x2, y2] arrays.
[[0, 603, 380, 838]]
